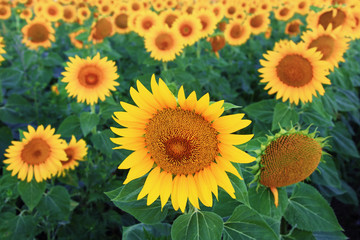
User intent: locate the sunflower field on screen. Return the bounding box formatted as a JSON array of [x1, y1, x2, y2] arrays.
[[0, 0, 360, 239]]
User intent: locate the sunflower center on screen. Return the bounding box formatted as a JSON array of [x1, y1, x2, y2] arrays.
[[64, 9, 73, 19], [228, 6, 236, 15], [102, 6, 109, 12], [288, 22, 300, 34], [279, 8, 289, 17], [142, 19, 153, 30], [145, 108, 219, 175], [21, 138, 51, 165], [200, 17, 208, 30], [180, 24, 192, 36], [250, 15, 263, 28], [298, 1, 306, 9], [65, 148, 75, 162], [230, 24, 244, 38], [155, 32, 174, 50], [94, 18, 112, 39], [115, 13, 128, 29], [78, 66, 102, 87], [318, 9, 345, 29], [48, 6, 57, 16], [308, 35, 335, 60], [132, 3, 140, 11], [28, 23, 49, 43], [165, 14, 177, 28], [276, 54, 313, 87], [0, 7, 7, 15]]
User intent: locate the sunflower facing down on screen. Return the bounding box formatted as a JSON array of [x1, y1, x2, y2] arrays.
[[3, 125, 67, 182], [110, 74, 256, 212], [61, 53, 119, 105], [21, 18, 55, 50], [259, 41, 331, 105], [57, 136, 87, 177]]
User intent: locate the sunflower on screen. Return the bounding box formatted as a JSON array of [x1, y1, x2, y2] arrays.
[[224, 1, 238, 19], [250, 126, 327, 207], [113, 11, 131, 34], [57, 136, 87, 177], [159, 9, 179, 28], [134, 10, 158, 37], [273, 39, 292, 52], [20, 8, 33, 22], [62, 5, 77, 23], [224, 20, 251, 46], [43, 1, 63, 22], [302, 25, 349, 71], [295, 0, 310, 15], [0, 35, 6, 64], [69, 28, 87, 49], [129, 0, 143, 14], [98, 1, 112, 16], [88, 17, 114, 44], [144, 25, 184, 62], [172, 14, 202, 46], [0, 4, 11, 20], [110, 75, 255, 212], [274, 4, 295, 21], [248, 11, 270, 35], [77, 6, 91, 24], [285, 19, 303, 37], [258, 41, 331, 105], [211, 3, 225, 23], [195, 9, 218, 39], [21, 18, 55, 50], [3, 125, 67, 182], [61, 53, 119, 105], [207, 35, 226, 58], [347, 10, 360, 39]]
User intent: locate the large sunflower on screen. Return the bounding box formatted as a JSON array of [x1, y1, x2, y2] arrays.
[[3, 125, 67, 182], [21, 18, 55, 50], [110, 75, 255, 212], [144, 25, 184, 62], [57, 136, 87, 177], [301, 25, 349, 71], [61, 53, 119, 105], [258, 41, 331, 105], [224, 20, 251, 46]]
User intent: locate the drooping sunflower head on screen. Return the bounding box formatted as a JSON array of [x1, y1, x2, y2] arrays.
[[110, 74, 255, 212], [21, 18, 55, 50], [259, 41, 331, 105], [3, 125, 67, 182], [57, 136, 87, 177], [250, 126, 327, 206], [61, 53, 119, 105], [207, 35, 226, 58]]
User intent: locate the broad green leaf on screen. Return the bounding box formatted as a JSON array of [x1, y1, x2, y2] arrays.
[[43, 52, 64, 67], [212, 189, 241, 218], [230, 163, 249, 206], [0, 126, 12, 158], [272, 102, 299, 131], [330, 122, 359, 158], [105, 177, 169, 224], [223, 205, 279, 240], [23, 50, 36, 70], [248, 186, 288, 220], [91, 129, 115, 157], [336, 180, 359, 206], [57, 115, 82, 138], [7, 214, 37, 240], [283, 229, 315, 240], [0, 68, 24, 88], [123, 223, 171, 240], [17, 181, 46, 211], [334, 88, 359, 112], [171, 211, 223, 240], [284, 183, 343, 232], [37, 186, 71, 221], [243, 99, 276, 124], [313, 231, 347, 240], [79, 112, 100, 136], [311, 157, 341, 189]]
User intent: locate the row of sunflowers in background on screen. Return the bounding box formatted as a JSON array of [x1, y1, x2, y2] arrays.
[[0, 0, 359, 239]]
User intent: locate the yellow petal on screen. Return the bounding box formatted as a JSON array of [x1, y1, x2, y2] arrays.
[[34, 165, 42, 182], [218, 143, 256, 163], [202, 100, 224, 122], [147, 170, 164, 206], [202, 168, 218, 200], [217, 133, 254, 145], [110, 127, 145, 137], [123, 154, 154, 184], [210, 163, 235, 199], [120, 102, 152, 120], [178, 86, 186, 108], [158, 78, 177, 109], [160, 171, 173, 210], [187, 174, 200, 209], [27, 165, 34, 182], [185, 91, 197, 110], [178, 174, 189, 213], [195, 171, 213, 207], [138, 167, 160, 200], [212, 114, 252, 133], [195, 93, 210, 115], [215, 156, 242, 180], [18, 163, 28, 181], [118, 149, 148, 169], [171, 175, 180, 211], [130, 87, 157, 114]]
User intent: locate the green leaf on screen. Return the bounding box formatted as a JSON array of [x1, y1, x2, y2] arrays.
[[301, 107, 334, 127], [90, 129, 115, 157], [43, 52, 64, 67], [123, 223, 171, 240], [0, 126, 12, 158], [334, 88, 359, 112], [243, 99, 276, 124], [37, 186, 71, 221], [17, 181, 46, 211], [171, 211, 223, 240], [223, 102, 242, 111], [311, 157, 341, 189], [7, 214, 37, 240], [248, 186, 288, 220], [312, 231, 347, 240], [272, 102, 299, 131], [284, 183, 343, 232], [0, 68, 24, 88], [79, 112, 100, 136], [105, 177, 169, 224], [223, 205, 279, 240], [23, 50, 36, 70], [57, 115, 82, 138], [330, 122, 360, 158]]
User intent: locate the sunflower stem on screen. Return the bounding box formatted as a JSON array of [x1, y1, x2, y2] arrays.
[[162, 61, 168, 71], [196, 41, 201, 58], [15, 13, 20, 33], [187, 203, 197, 214]]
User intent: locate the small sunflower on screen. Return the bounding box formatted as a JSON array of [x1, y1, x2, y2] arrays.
[[258, 41, 331, 105], [88, 17, 114, 44], [172, 14, 202, 46], [113, 11, 131, 34], [195, 9, 218, 39], [224, 1, 238, 19], [274, 4, 295, 21], [144, 25, 184, 62], [62, 5, 77, 23], [21, 18, 55, 50], [77, 6, 91, 24], [3, 125, 67, 182], [159, 9, 179, 28], [295, 0, 310, 15], [43, 1, 63, 22], [134, 10, 158, 37], [250, 126, 327, 207], [57, 136, 87, 177], [248, 11, 270, 35], [20, 8, 33, 22], [61, 53, 119, 105], [224, 20, 251, 46], [211, 3, 225, 23], [0, 4, 11, 20], [302, 25, 349, 71], [285, 19, 303, 37], [207, 35, 226, 58], [111, 75, 255, 212]]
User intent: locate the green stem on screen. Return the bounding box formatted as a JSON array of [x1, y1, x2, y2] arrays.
[[187, 203, 198, 214], [1, 21, 7, 35], [15, 14, 20, 33], [162, 61, 168, 71]]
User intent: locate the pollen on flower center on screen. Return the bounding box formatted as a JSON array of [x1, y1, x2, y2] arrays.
[[21, 138, 51, 165], [145, 108, 219, 175], [276, 54, 313, 87]]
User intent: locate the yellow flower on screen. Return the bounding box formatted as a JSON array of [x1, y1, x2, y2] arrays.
[[194, 9, 218, 39], [248, 11, 270, 35], [172, 14, 202, 46], [3, 125, 67, 182], [224, 20, 251, 46], [88, 17, 114, 44], [113, 11, 131, 34], [134, 10, 158, 37], [111, 74, 255, 212], [0, 5, 11, 20], [21, 18, 55, 50], [43, 1, 63, 22], [285, 19, 303, 37], [258, 41, 331, 105], [62, 4, 77, 23], [61, 53, 119, 105]]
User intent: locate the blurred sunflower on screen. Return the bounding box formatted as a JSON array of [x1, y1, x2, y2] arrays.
[[61, 53, 119, 105], [0, 35, 6, 64], [57, 136, 87, 177], [295, 0, 310, 15], [207, 35, 226, 58], [274, 4, 295, 21], [3, 125, 67, 182], [307, 7, 354, 32], [211, 3, 225, 23], [0, 4, 11, 19], [77, 6, 91, 24], [248, 11, 270, 35], [134, 10, 158, 37], [195, 9, 218, 38], [302, 26, 349, 71], [348, 10, 360, 39], [172, 14, 202, 46], [258, 41, 331, 105], [20, 8, 33, 22], [129, 0, 143, 14], [89, 17, 114, 44], [224, 20, 251, 46], [159, 9, 179, 28], [144, 25, 184, 62], [62, 5, 77, 23], [113, 11, 131, 34], [224, 1, 238, 19], [43, 1, 63, 22], [285, 19, 303, 37], [21, 18, 55, 50], [98, 1, 112, 16], [111, 75, 255, 212]]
